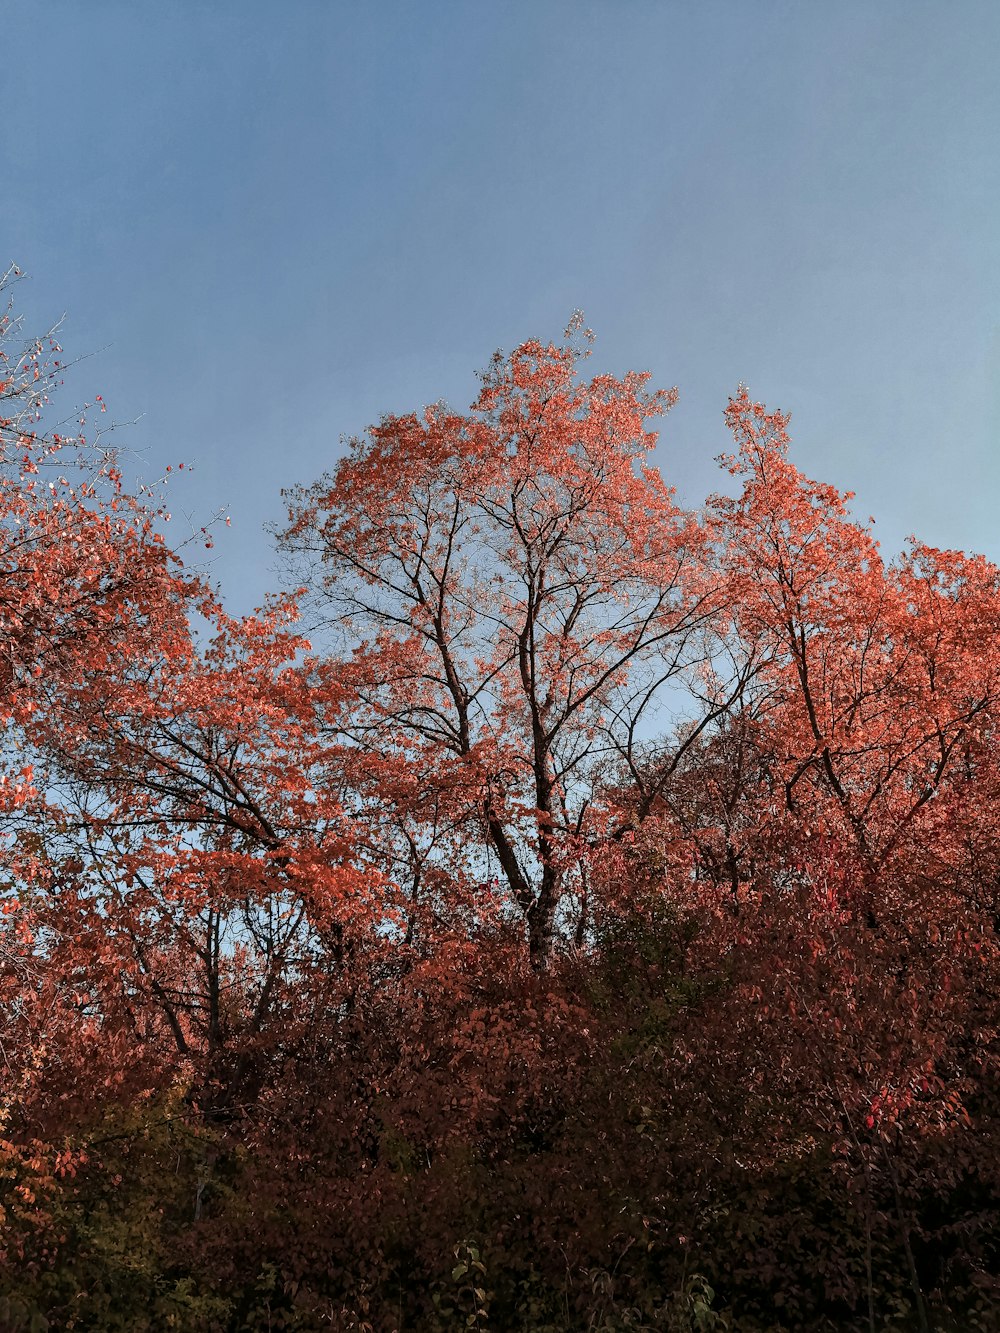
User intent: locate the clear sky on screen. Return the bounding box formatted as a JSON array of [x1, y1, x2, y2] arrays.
[[4, 1, 998, 614]]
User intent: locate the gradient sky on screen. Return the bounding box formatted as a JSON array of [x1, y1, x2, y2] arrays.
[[4, 1, 998, 615]]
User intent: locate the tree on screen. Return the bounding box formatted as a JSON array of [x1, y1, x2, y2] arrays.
[[0, 264, 196, 1116], [278, 321, 740, 967], [712, 389, 1000, 875], [16, 593, 381, 1120]]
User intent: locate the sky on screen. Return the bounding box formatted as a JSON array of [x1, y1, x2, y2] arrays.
[[3, 1, 998, 616]]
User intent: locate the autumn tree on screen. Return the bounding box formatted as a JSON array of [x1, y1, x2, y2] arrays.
[[17, 597, 389, 1120], [712, 390, 1000, 871], [0, 265, 198, 1116], [682, 391, 1000, 1327], [0, 272, 362, 1128], [278, 322, 753, 966]]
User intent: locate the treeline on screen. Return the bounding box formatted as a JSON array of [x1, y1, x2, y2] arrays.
[[0, 283, 998, 1329]]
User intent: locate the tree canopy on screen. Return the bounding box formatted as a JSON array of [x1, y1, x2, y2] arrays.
[[1, 283, 999, 1330]]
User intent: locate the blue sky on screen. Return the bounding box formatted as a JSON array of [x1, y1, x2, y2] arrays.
[[4, 2, 998, 614]]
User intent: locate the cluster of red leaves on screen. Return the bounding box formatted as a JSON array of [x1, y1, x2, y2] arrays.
[[0, 288, 999, 1328]]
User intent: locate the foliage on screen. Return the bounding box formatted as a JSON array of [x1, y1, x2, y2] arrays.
[[0, 283, 999, 1328]]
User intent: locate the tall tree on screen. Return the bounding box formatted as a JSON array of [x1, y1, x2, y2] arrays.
[[279, 324, 733, 966], [713, 388, 1000, 877]]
